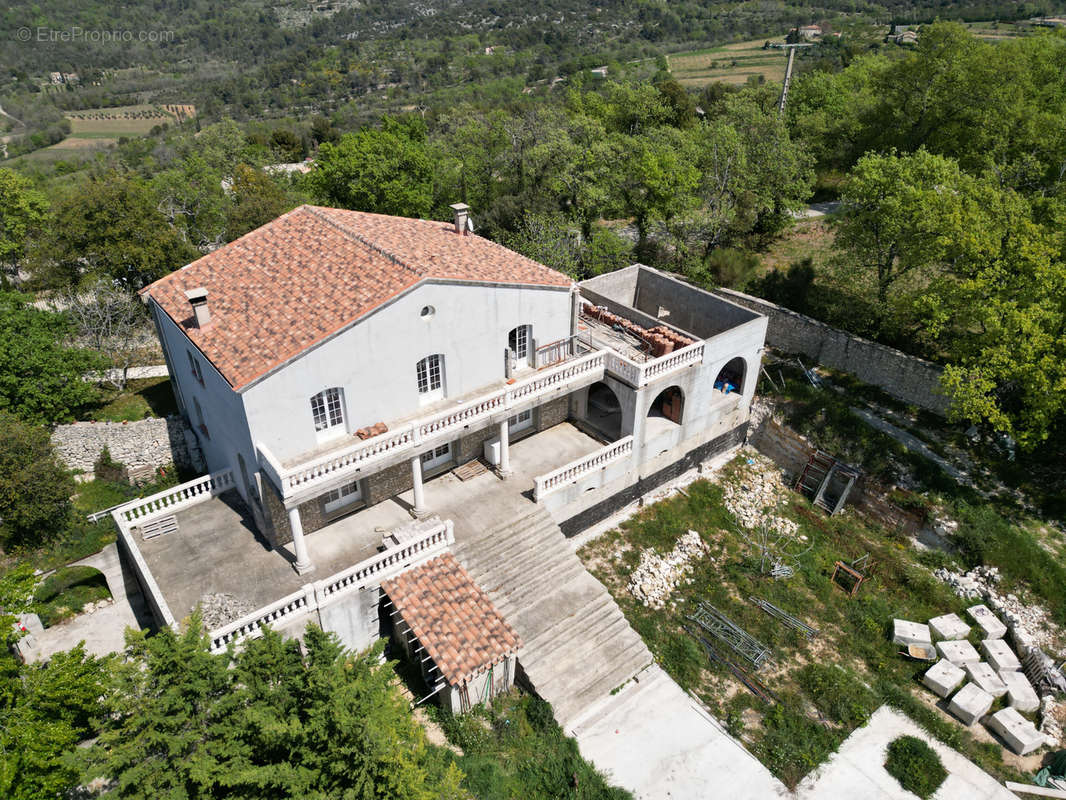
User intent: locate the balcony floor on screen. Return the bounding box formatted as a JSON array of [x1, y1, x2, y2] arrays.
[[138, 422, 604, 625]]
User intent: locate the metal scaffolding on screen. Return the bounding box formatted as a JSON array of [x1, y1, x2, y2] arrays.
[[686, 602, 772, 669], [748, 596, 819, 640]]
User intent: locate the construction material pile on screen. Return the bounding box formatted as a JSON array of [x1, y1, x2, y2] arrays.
[[199, 592, 256, 630], [934, 565, 1057, 649], [582, 303, 694, 357], [628, 530, 710, 609], [722, 453, 799, 537]]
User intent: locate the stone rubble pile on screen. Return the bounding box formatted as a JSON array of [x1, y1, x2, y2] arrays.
[[628, 530, 710, 609], [722, 453, 799, 538], [1040, 696, 1064, 747], [934, 565, 1057, 649], [200, 593, 256, 630]]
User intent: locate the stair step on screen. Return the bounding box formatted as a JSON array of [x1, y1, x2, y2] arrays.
[[520, 592, 616, 658], [521, 604, 632, 679], [457, 508, 547, 552], [552, 643, 655, 726], [455, 517, 557, 571], [482, 542, 580, 602], [531, 622, 649, 700], [493, 558, 587, 621], [459, 522, 563, 581]]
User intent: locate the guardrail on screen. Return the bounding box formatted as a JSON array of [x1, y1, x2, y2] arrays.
[[114, 470, 235, 528], [263, 350, 607, 500], [207, 519, 454, 653], [602, 341, 705, 388], [533, 435, 634, 501]]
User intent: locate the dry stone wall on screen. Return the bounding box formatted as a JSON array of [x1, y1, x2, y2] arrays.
[[715, 289, 950, 415], [52, 416, 204, 478]]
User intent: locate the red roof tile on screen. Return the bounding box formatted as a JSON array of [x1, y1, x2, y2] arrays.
[[141, 206, 572, 389], [382, 553, 521, 687]]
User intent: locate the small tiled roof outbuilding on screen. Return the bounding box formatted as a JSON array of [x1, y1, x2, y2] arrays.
[[140, 205, 572, 390], [382, 553, 521, 687]]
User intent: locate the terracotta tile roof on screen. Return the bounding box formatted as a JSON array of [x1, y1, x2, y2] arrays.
[[141, 205, 572, 389], [382, 553, 521, 687]]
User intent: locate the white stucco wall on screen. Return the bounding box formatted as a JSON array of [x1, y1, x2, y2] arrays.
[[242, 281, 573, 463]]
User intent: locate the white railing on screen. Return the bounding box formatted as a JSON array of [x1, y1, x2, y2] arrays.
[[534, 333, 593, 368], [265, 350, 607, 499], [208, 519, 453, 653], [603, 341, 705, 388], [115, 470, 235, 528], [533, 435, 634, 501]]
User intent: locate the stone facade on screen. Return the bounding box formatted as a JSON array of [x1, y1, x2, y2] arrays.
[[537, 397, 568, 431], [715, 288, 950, 414], [364, 460, 412, 507], [52, 416, 204, 478]]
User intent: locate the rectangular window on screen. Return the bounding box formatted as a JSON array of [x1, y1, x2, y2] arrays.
[[416, 355, 443, 396], [187, 351, 204, 385], [311, 388, 345, 432], [420, 443, 452, 470], [324, 480, 362, 513], [509, 408, 533, 433]]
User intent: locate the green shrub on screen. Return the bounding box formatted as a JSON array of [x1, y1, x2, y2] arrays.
[[757, 699, 844, 788], [33, 566, 110, 626], [884, 735, 947, 799], [93, 446, 128, 483], [797, 664, 878, 727]]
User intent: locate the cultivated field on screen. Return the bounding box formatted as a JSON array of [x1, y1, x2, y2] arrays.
[[668, 40, 788, 88], [65, 103, 196, 137]]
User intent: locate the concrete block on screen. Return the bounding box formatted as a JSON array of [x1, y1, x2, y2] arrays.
[[987, 707, 1046, 755], [928, 612, 970, 640], [948, 683, 994, 726], [892, 619, 932, 646], [922, 659, 966, 698], [966, 604, 1008, 639], [981, 638, 1021, 672], [964, 662, 1008, 698], [936, 639, 981, 665], [1000, 669, 1040, 713]]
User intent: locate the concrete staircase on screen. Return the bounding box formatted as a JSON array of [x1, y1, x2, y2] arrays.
[[453, 506, 653, 728]]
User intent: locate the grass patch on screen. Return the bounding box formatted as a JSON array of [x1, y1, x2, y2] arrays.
[[884, 735, 947, 799], [33, 565, 111, 626], [81, 377, 178, 422], [428, 693, 632, 799]]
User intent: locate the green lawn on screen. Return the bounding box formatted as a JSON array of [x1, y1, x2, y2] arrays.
[[82, 377, 179, 422]]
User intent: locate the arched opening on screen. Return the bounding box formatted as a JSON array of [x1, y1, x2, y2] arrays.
[[714, 357, 746, 396], [508, 324, 533, 370], [648, 386, 684, 425], [584, 381, 622, 441]]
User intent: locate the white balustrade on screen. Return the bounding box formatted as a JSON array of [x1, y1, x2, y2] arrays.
[[269, 351, 607, 499], [207, 519, 453, 653], [533, 435, 634, 501], [116, 470, 235, 528], [603, 341, 704, 388]]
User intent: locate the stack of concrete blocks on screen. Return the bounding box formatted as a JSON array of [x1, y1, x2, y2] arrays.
[[987, 707, 1047, 755], [948, 682, 995, 726], [892, 619, 931, 647], [966, 604, 1008, 639], [964, 662, 1008, 698], [982, 637, 1039, 713], [936, 639, 981, 665], [928, 612, 970, 640], [923, 659, 966, 698]]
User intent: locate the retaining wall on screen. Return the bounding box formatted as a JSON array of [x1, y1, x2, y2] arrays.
[[714, 289, 950, 415], [52, 416, 204, 477]]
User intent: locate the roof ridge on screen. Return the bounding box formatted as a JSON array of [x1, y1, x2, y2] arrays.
[[303, 205, 424, 279]]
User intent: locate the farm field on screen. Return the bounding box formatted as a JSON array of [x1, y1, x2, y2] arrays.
[[65, 103, 195, 137], [668, 39, 788, 88]]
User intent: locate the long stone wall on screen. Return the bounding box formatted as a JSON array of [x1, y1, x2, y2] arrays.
[[715, 289, 950, 415], [52, 416, 204, 478]]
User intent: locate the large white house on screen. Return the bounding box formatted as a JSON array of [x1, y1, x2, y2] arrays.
[[139, 203, 767, 576]]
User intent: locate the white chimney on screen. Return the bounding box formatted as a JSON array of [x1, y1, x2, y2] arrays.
[[184, 287, 211, 328], [450, 202, 472, 236]]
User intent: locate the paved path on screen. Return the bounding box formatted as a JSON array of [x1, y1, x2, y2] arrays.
[[571, 665, 790, 799], [796, 706, 1016, 800]]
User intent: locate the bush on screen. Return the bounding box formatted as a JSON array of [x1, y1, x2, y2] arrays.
[[884, 735, 947, 799], [0, 413, 75, 550], [796, 664, 878, 727], [33, 566, 110, 626], [93, 446, 128, 484]]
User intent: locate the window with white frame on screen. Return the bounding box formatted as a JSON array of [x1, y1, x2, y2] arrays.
[[323, 480, 362, 513], [310, 387, 346, 441], [415, 354, 444, 401], [509, 408, 533, 433], [420, 443, 452, 471], [508, 325, 532, 368], [187, 350, 204, 385]]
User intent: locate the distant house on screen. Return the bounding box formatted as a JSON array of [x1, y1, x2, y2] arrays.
[[895, 30, 919, 45], [590, 66, 608, 79], [798, 25, 822, 39]]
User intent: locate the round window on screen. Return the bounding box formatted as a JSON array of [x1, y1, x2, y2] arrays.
[[420, 305, 435, 320]]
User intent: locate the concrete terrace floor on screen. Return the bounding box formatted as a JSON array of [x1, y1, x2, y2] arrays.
[[139, 422, 604, 623]]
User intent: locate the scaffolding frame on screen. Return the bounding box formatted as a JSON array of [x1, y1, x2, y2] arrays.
[[686, 602, 772, 669]]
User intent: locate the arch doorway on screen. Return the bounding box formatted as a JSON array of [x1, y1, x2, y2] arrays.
[[585, 381, 622, 440], [648, 386, 684, 425], [714, 357, 746, 396]]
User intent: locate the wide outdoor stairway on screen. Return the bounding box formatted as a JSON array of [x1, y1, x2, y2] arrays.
[[453, 506, 653, 728]]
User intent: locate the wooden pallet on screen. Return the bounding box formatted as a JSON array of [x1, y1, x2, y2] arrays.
[[135, 515, 178, 541], [453, 459, 489, 481]]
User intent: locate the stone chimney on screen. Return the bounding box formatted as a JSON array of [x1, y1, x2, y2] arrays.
[[450, 202, 471, 236], [184, 287, 211, 328]]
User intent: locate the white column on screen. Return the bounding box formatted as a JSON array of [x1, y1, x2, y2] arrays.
[[498, 420, 512, 477], [288, 507, 314, 574], [411, 456, 428, 517]]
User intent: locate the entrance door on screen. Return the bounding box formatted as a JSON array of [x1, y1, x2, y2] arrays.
[[420, 442, 452, 472], [324, 480, 362, 513], [508, 325, 532, 370]]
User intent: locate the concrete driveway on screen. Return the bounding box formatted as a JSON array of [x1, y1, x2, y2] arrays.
[[571, 665, 790, 799]]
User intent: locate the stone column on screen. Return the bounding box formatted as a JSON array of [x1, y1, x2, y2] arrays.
[[411, 456, 428, 517], [288, 507, 314, 574], [498, 420, 512, 478]]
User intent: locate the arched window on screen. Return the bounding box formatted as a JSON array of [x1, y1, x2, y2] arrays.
[[649, 386, 684, 425], [416, 354, 445, 401], [508, 325, 532, 369], [714, 357, 746, 396], [310, 387, 346, 441]]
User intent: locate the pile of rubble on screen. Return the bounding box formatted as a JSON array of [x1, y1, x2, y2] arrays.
[[199, 592, 256, 630], [722, 454, 799, 538], [628, 530, 710, 609]]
